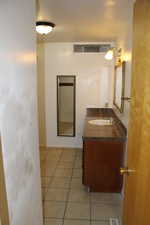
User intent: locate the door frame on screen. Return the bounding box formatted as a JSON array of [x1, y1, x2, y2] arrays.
[[0, 136, 10, 225]]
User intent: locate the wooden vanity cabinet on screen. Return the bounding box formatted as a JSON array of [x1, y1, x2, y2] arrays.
[[82, 139, 124, 192]]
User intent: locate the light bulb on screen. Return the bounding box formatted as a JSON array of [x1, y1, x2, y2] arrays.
[[105, 49, 114, 60], [36, 25, 53, 34], [36, 21, 55, 35]]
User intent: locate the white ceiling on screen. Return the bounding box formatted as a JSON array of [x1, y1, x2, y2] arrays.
[[37, 0, 134, 42]]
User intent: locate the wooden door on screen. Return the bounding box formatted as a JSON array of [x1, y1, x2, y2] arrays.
[[123, 1, 150, 225], [0, 137, 9, 225]]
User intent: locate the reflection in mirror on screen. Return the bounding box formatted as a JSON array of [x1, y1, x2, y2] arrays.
[[113, 61, 125, 113], [57, 76, 76, 137]]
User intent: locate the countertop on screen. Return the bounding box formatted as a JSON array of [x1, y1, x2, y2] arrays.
[[83, 108, 127, 141]]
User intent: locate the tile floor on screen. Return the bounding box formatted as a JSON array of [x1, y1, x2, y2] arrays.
[[40, 147, 122, 225]]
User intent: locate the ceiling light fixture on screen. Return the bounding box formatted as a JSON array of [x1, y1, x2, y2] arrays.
[[36, 21, 55, 35]]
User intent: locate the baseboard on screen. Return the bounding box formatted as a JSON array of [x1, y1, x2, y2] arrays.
[[39, 145, 82, 150]]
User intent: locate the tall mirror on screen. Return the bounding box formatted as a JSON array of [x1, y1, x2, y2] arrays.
[[57, 76, 76, 137], [113, 61, 125, 113]]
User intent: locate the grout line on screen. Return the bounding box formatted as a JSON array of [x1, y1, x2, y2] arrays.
[[62, 150, 77, 225], [44, 216, 109, 221], [44, 200, 92, 204], [44, 217, 92, 221], [44, 187, 70, 190]]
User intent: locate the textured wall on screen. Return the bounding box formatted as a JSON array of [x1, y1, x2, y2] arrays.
[[0, 0, 43, 225]]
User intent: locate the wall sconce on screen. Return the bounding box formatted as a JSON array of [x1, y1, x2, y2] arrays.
[[105, 47, 122, 63], [36, 21, 55, 35], [117, 48, 122, 63]]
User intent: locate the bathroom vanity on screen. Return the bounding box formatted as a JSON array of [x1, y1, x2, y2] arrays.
[[82, 108, 126, 192]]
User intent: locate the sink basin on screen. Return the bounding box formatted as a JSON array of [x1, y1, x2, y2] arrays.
[[88, 119, 113, 126]]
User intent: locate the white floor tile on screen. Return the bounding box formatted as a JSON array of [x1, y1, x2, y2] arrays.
[[50, 177, 71, 189], [44, 218, 63, 225], [68, 189, 90, 203], [44, 201, 66, 218], [45, 188, 69, 201], [91, 221, 110, 225], [91, 203, 121, 220], [91, 193, 121, 205], [70, 178, 85, 190], [57, 161, 74, 169], [71, 178, 85, 189], [65, 202, 90, 220], [54, 168, 72, 177], [72, 169, 82, 178]]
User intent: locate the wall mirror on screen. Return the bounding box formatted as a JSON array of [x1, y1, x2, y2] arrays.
[[57, 76, 76, 137], [113, 61, 125, 113]]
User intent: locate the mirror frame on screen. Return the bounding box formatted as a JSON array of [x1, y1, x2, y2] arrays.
[[113, 61, 126, 113], [57, 75, 76, 137]]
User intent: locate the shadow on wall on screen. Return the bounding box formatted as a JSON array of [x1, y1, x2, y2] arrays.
[[37, 43, 47, 147]]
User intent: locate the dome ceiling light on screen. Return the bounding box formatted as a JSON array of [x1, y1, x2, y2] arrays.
[[36, 21, 55, 35]]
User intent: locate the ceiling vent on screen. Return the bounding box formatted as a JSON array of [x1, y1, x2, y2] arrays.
[[73, 44, 111, 53]]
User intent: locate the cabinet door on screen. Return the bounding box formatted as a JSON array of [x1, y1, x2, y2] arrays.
[[83, 140, 124, 192]]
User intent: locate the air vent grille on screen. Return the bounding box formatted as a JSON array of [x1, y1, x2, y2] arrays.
[[74, 44, 111, 53]]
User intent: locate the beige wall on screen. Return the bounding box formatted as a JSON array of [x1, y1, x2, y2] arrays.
[[37, 44, 47, 146], [0, 0, 43, 225], [37, 42, 114, 148], [113, 1, 134, 128]]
